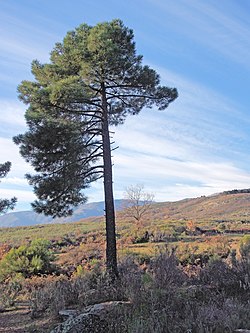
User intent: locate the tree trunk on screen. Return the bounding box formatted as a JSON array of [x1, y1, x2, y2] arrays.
[[101, 82, 118, 278]]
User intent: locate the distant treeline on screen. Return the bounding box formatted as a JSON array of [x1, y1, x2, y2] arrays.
[[224, 189, 250, 195]]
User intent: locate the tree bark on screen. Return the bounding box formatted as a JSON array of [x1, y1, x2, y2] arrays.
[[101, 82, 118, 277]]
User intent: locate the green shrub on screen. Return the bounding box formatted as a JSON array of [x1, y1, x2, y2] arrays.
[[0, 238, 56, 280], [132, 231, 150, 244], [240, 235, 250, 261]]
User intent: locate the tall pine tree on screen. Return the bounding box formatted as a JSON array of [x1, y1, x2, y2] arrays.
[[14, 20, 177, 276]]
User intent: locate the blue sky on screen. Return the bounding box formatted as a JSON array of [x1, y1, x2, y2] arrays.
[[1, 0, 250, 211]]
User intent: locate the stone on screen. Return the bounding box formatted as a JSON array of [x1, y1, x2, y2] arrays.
[[50, 301, 131, 333], [58, 309, 79, 319]]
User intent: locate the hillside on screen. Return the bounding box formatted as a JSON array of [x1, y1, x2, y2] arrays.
[[0, 200, 128, 228], [149, 192, 250, 222]]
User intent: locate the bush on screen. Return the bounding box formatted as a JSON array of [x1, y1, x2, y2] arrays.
[[199, 256, 240, 295], [150, 251, 187, 289], [0, 275, 23, 309], [0, 243, 11, 260], [132, 231, 151, 244], [29, 268, 125, 317], [0, 238, 56, 281], [240, 235, 250, 261], [30, 275, 75, 317]]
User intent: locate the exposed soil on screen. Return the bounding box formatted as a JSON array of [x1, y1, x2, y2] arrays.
[[0, 304, 59, 333]]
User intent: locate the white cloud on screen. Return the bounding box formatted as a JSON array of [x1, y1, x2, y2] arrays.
[[0, 188, 35, 201], [85, 180, 105, 203], [111, 62, 250, 198], [113, 152, 250, 201], [0, 137, 33, 178], [0, 38, 45, 63], [122, 66, 250, 162], [1, 177, 29, 187], [148, 71, 250, 165], [0, 100, 26, 128]]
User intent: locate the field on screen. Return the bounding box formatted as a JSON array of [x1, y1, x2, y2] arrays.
[[0, 192, 250, 332]]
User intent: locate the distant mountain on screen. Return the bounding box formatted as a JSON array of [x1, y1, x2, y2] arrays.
[[2, 191, 250, 228], [0, 199, 127, 228]]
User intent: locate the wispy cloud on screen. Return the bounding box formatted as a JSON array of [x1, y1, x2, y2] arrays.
[[0, 8, 67, 92], [113, 152, 250, 200], [113, 66, 250, 165], [0, 100, 26, 129], [1, 177, 29, 187], [0, 10, 61, 63], [0, 188, 35, 204], [158, 67, 250, 157], [149, 0, 250, 70], [0, 137, 32, 176], [109, 63, 250, 201], [0, 137, 35, 211]]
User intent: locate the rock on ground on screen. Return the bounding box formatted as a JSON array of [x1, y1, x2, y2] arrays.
[[50, 301, 131, 333]]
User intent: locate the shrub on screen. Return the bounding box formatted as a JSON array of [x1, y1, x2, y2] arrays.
[[0, 275, 23, 309], [30, 268, 124, 317], [30, 275, 75, 317], [133, 231, 150, 244], [199, 256, 239, 294], [0, 238, 56, 280], [240, 235, 250, 261], [236, 236, 250, 292], [150, 251, 187, 289], [0, 243, 11, 260]]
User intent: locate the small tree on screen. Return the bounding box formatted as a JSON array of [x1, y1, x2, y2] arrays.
[[0, 161, 17, 214], [0, 239, 55, 280], [124, 184, 154, 226]]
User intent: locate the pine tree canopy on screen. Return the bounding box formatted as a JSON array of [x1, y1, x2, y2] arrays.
[[14, 19, 178, 218]]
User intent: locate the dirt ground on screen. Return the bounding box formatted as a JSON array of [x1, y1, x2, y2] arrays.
[[0, 304, 59, 333]]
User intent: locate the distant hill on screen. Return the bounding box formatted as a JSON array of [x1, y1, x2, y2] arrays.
[[0, 199, 128, 228], [148, 192, 250, 222], [1, 191, 250, 228]]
